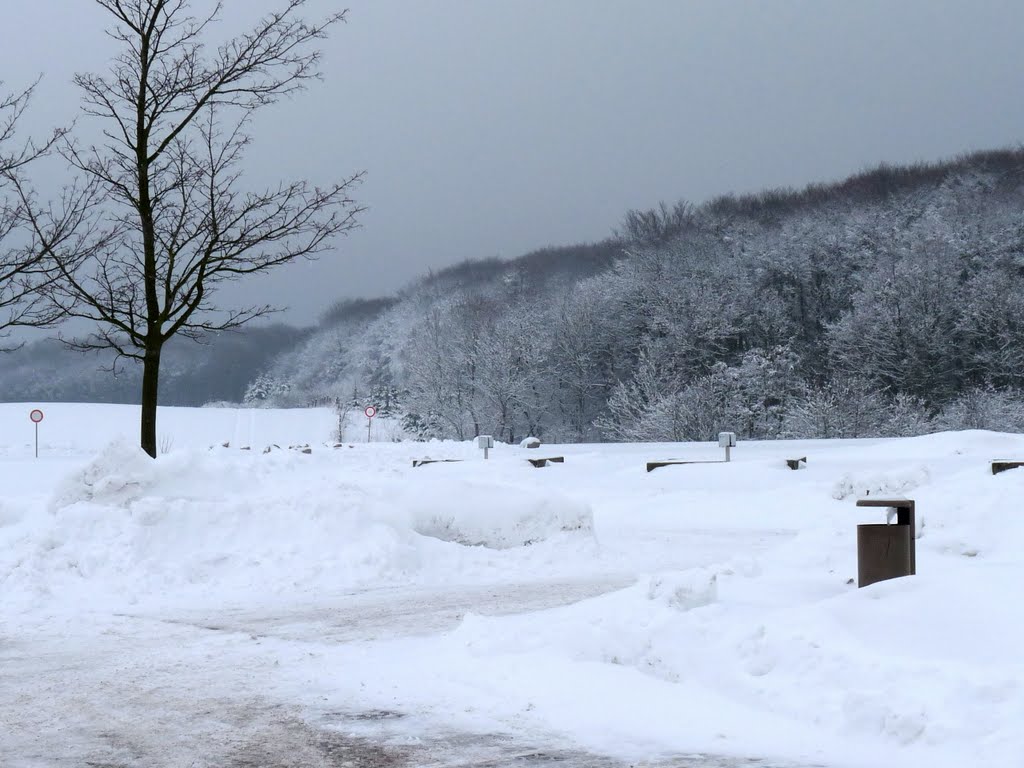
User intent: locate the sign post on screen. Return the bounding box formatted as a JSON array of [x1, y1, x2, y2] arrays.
[[29, 408, 44, 458], [364, 405, 377, 442]]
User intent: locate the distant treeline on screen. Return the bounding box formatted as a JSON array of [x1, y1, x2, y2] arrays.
[[247, 148, 1024, 441], [0, 325, 306, 406]]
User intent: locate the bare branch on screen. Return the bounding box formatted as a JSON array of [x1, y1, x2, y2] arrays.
[[0, 81, 81, 346]]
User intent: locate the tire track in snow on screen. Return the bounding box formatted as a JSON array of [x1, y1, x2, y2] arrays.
[[152, 577, 638, 643]]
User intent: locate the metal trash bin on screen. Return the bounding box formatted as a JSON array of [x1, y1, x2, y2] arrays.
[[855, 499, 916, 588]]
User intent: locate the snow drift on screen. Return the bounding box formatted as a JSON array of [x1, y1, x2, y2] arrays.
[[1, 432, 595, 611]]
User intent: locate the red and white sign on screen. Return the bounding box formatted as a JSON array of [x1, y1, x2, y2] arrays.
[[364, 405, 378, 419], [29, 408, 44, 424]]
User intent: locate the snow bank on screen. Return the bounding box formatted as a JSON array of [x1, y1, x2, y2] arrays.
[[0, 438, 595, 611], [442, 562, 1023, 764], [395, 461, 593, 548]]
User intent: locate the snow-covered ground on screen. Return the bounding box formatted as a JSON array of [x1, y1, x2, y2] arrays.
[[1, 403, 1022, 767]]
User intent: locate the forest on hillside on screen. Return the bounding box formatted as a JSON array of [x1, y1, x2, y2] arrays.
[[7, 149, 1024, 442], [246, 149, 1024, 442]]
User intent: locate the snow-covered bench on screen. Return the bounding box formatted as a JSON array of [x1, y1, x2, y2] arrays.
[[991, 460, 1024, 475], [412, 456, 564, 468], [412, 458, 464, 468], [526, 456, 564, 468], [646, 459, 724, 473]]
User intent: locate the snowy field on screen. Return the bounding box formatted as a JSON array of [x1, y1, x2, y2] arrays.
[[1, 402, 1022, 767]]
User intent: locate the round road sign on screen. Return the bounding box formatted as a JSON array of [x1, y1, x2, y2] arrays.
[[29, 408, 44, 423], [364, 405, 377, 419]]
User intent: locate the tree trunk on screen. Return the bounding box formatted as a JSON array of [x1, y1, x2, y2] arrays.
[[140, 342, 162, 458]]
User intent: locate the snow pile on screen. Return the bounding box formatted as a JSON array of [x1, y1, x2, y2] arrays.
[[0, 438, 594, 611], [396, 462, 593, 548], [3, 471, 419, 608], [831, 464, 931, 500], [645, 567, 718, 610], [444, 566, 1023, 765], [48, 436, 157, 510]]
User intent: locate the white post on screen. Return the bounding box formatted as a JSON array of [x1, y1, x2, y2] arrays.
[[718, 431, 736, 462], [476, 435, 493, 459]]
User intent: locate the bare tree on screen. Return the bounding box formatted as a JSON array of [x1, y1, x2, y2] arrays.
[[616, 200, 695, 246], [0, 82, 76, 347], [27, 0, 363, 456]]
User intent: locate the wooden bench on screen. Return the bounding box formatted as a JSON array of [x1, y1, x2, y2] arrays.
[[786, 457, 807, 470], [412, 458, 464, 468], [646, 459, 724, 473], [991, 460, 1024, 475]]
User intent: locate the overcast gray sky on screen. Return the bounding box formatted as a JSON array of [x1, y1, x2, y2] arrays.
[[3, 1, 1023, 326]]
